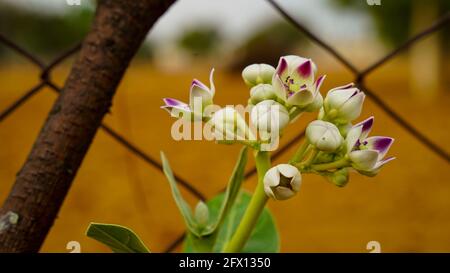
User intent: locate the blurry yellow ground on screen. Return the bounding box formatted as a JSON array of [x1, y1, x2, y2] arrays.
[[0, 59, 449, 253]]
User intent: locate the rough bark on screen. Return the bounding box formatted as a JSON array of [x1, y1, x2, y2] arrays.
[[0, 0, 175, 252]]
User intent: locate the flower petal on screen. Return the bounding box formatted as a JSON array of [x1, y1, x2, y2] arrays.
[[264, 186, 276, 199], [374, 156, 396, 169], [364, 136, 394, 159], [161, 98, 192, 118], [275, 57, 288, 79], [314, 75, 326, 94], [163, 98, 189, 109], [191, 79, 208, 91], [354, 116, 374, 139], [346, 124, 363, 152], [292, 59, 314, 86], [349, 149, 379, 171], [328, 82, 355, 92], [339, 92, 365, 121], [324, 87, 358, 111], [190, 82, 213, 109], [209, 68, 215, 96], [264, 167, 281, 187], [273, 187, 296, 200], [286, 89, 314, 106], [272, 74, 287, 101], [277, 164, 299, 179], [283, 55, 316, 73], [304, 92, 323, 112]]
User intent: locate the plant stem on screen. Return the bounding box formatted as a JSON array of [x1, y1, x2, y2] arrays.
[[302, 148, 319, 166], [289, 140, 309, 164], [310, 157, 349, 171], [222, 151, 271, 253]]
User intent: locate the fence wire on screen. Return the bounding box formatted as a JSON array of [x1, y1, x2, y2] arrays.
[[0, 0, 449, 253]]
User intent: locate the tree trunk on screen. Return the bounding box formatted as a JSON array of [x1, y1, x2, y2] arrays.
[[0, 0, 175, 252]]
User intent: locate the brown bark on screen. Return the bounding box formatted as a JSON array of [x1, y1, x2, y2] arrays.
[[0, 0, 175, 252]]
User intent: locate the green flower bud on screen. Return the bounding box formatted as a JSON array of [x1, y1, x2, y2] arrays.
[[194, 201, 209, 228], [326, 168, 349, 187]]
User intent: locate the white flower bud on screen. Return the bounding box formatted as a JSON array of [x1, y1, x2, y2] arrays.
[[250, 100, 289, 136], [323, 84, 365, 123], [264, 164, 302, 200], [306, 120, 343, 152], [242, 64, 275, 87], [249, 84, 277, 105], [212, 107, 250, 141], [194, 201, 209, 228]]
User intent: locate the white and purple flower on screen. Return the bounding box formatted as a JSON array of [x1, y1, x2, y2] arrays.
[[345, 117, 395, 176], [272, 55, 326, 109], [162, 69, 215, 120]]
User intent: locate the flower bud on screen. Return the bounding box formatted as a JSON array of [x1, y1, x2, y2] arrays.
[[194, 201, 209, 228], [264, 164, 302, 200], [212, 107, 250, 141], [250, 100, 290, 135], [242, 64, 275, 87], [323, 83, 365, 124], [306, 120, 343, 152], [326, 168, 349, 187], [249, 84, 277, 105]]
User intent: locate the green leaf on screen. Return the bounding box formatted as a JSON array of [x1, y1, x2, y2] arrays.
[[201, 146, 248, 236], [184, 191, 280, 253], [161, 151, 199, 236], [86, 223, 150, 253]]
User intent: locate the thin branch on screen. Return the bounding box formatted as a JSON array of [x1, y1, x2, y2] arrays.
[[358, 12, 450, 78], [266, 0, 359, 74]]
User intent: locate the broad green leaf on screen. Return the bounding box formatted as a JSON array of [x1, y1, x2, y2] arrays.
[[184, 192, 280, 253], [161, 151, 199, 236], [201, 146, 248, 236], [86, 223, 150, 253]]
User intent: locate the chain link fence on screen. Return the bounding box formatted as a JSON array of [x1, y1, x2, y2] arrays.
[[0, 0, 449, 252]]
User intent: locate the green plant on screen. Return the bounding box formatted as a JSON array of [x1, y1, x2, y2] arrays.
[[86, 55, 395, 253]]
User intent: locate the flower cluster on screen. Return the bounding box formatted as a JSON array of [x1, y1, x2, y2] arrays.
[[162, 55, 395, 201]]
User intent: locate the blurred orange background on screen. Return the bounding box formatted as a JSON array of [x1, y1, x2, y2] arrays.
[[0, 0, 449, 253]]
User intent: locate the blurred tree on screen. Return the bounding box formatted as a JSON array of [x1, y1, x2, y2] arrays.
[[176, 26, 223, 58], [332, 0, 450, 96], [0, 3, 92, 58], [332, 0, 450, 47], [230, 20, 308, 71], [0, 2, 153, 60]]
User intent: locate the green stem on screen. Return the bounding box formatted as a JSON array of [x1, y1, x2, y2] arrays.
[[222, 151, 271, 253], [302, 148, 319, 166], [289, 140, 309, 164], [289, 107, 303, 120], [310, 157, 349, 171]]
